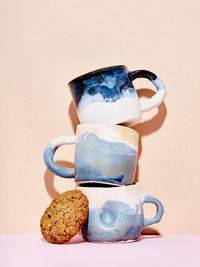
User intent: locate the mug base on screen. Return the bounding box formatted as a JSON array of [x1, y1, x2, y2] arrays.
[[83, 237, 141, 244]]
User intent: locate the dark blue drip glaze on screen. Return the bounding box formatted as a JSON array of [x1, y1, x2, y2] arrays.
[[68, 66, 134, 107]]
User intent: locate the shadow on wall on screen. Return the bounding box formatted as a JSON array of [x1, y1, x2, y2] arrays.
[[44, 160, 74, 199], [141, 227, 161, 236], [133, 88, 167, 183], [69, 101, 80, 134]]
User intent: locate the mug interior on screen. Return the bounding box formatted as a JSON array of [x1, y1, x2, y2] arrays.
[[77, 182, 140, 191], [78, 182, 132, 188]]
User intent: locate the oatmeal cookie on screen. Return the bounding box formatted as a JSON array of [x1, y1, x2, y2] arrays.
[[40, 190, 89, 244]]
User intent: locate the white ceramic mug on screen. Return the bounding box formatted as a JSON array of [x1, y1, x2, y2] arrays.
[[68, 65, 166, 126], [43, 124, 139, 185], [77, 183, 164, 243]]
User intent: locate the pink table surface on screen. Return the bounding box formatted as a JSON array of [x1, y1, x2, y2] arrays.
[[0, 234, 200, 267]]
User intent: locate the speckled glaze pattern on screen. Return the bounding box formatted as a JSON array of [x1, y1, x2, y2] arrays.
[[77, 183, 164, 243], [68, 65, 166, 126], [43, 124, 139, 185]]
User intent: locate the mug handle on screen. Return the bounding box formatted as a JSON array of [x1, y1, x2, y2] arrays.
[[43, 135, 76, 178], [142, 195, 164, 228], [129, 70, 166, 112]]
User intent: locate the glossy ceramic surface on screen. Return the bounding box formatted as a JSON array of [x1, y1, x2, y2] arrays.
[[77, 183, 164, 243], [68, 65, 166, 126], [43, 124, 139, 185]]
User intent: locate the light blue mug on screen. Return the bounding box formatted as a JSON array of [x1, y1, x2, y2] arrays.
[[44, 124, 139, 186], [77, 183, 164, 243]]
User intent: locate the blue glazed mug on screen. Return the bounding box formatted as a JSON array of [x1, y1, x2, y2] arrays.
[[68, 65, 166, 126], [43, 123, 139, 185], [77, 183, 164, 243]]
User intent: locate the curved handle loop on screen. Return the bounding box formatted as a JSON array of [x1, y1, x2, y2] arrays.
[[142, 195, 164, 228], [129, 70, 167, 112], [43, 135, 76, 178]]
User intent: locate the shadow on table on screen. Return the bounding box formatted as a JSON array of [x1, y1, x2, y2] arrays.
[[40, 234, 86, 245], [141, 227, 163, 240]]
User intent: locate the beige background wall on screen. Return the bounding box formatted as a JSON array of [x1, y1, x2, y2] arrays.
[[1, 0, 200, 235]]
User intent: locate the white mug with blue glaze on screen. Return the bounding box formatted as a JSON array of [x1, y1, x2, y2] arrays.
[[68, 65, 166, 126], [77, 183, 164, 243], [43, 124, 138, 185]]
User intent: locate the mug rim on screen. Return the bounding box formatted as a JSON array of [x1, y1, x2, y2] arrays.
[[76, 123, 139, 136], [68, 65, 127, 86]]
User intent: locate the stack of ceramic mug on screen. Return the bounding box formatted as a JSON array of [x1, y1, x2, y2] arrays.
[[44, 65, 166, 243]]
